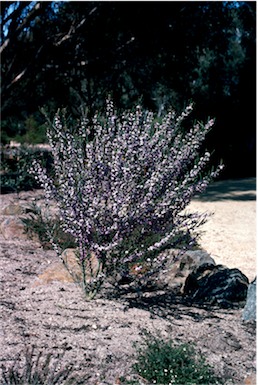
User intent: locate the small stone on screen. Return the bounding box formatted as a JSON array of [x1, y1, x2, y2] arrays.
[[243, 277, 256, 321], [244, 374, 256, 385], [0, 217, 28, 240], [0, 203, 24, 215]]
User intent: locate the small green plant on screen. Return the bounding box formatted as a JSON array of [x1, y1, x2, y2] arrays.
[[1, 346, 88, 384], [22, 203, 77, 251], [133, 331, 221, 384]]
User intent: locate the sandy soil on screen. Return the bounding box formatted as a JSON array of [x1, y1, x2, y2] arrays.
[[188, 177, 256, 282], [0, 179, 256, 384]]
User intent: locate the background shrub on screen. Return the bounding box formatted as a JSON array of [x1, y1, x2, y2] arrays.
[[0, 146, 52, 194]]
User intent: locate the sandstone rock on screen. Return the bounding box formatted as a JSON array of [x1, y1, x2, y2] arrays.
[[0, 217, 29, 240], [33, 261, 74, 286], [242, 277, 256, 321], [244, 373, 256, 385], [183, 263, 249, 308], [157, 249, 216, 292], [0, 203, 24, 215], [34, 248, 102, 286], [61, 248, 83, 282], [62, 248, 102, 281]]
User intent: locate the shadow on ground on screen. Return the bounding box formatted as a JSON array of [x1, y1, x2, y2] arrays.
[[123, 291, 225, 321], [193, 178, 256, 201], [106, 285, 244, 323]]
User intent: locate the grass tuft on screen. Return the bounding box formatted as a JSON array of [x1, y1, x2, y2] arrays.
[[1, 346, 88, 385]]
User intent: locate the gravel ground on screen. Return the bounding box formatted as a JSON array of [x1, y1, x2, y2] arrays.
[[0, 178, 256, 384]]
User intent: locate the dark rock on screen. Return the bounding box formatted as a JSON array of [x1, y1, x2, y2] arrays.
[[157, 248, 216, 292], [183, 263, 249, 308], [242, 278, 256, 321]]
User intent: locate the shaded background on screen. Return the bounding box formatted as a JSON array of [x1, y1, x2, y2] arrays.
[[1, 1, 256, 179]]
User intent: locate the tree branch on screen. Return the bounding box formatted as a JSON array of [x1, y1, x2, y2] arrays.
[[0, 2, 47, 54], [54, 6, 97, 46]]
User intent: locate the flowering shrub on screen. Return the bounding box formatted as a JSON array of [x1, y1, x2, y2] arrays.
[[133, 330, 220, 384], [30, 99, 223, 298]]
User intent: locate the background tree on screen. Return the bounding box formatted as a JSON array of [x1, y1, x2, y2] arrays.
[[1, 1, 256, 178]]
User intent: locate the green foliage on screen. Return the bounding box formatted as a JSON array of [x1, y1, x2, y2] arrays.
[[1, 117, 23, 145], [133, 331, 221, 385], [1, 346, 88, 385], [0, 146, 52, 193], [16, 115, 47, 145], [0, 148, 38, 193], [1, 114, 47, 145]]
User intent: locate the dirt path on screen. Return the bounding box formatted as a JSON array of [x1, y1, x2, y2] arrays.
[[188, 177, 256, 282], [0, 179, 256, 384]]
